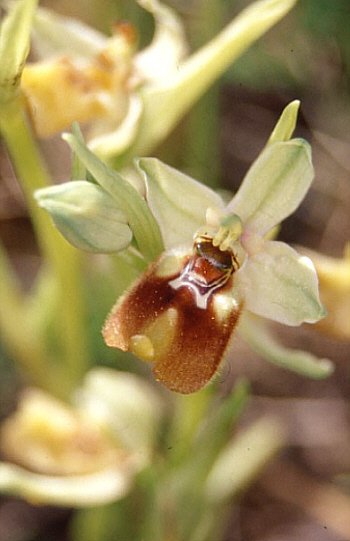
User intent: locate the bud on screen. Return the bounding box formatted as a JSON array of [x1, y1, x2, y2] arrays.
[[36, 180, 132, 252]]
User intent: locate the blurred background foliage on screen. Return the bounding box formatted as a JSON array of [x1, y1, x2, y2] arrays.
[[0, 0, 350, 540]]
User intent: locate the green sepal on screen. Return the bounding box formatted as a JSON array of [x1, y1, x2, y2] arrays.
[[228, 138, 314, 235], [137, 157, 223, 249], [237, 241, 327, 326]]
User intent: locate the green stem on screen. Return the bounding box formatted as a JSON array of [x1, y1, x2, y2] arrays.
[[0, 96, 88, 398], [168, 385, 213, 467]]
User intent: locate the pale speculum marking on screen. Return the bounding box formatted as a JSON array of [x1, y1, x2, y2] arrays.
[[169, 234, 240, 310]]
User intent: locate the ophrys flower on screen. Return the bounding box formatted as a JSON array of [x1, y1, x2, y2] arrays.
[[102, 102, 326, 393]]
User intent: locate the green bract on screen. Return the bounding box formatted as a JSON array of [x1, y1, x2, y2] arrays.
[[138, 158, 224, 249], [227, 139, 314, 235], [267, 99, 300, 145]]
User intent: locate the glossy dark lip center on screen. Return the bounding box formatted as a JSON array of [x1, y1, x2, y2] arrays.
[[194, 237, 234, 270], [169, 235, 238, 309]]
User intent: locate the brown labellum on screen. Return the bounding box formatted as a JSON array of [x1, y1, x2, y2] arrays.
[[103, 236, 243, 394]]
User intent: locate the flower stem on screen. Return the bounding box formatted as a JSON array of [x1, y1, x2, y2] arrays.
[[168, 386, 213, 467], [0, 96, 88, 398]]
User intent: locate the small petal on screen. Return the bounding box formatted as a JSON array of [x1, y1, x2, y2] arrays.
[[137, 158, 224, 249], [63, 133, 163, 261], [35, 181, 132, 253], [228, 139, 314, 235], [0, 0, 37, 103], [236, 240, 326, 325]]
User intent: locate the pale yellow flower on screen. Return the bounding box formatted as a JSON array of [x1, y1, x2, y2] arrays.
[[19, 0, 298, 163], [0, 369, 162, 506]]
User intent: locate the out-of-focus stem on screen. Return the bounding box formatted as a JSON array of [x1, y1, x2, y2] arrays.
[[168, 386, 213, 467], [0, 96, 88, 398]]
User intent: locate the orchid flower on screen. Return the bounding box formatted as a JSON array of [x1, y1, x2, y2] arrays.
[[0, 369, 162, 507], [36, 101, 332, 394], [20, 0, 298, 165]]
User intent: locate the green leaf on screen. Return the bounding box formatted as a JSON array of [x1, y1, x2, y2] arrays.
[[137, 157, 223, 249], [237, 241, 327, 326], [204, 417, 285, 503], [239, 312, 334, 379], [35, 181, 132, 253], [228, 139, 314, 235], [62, 133, 164, 261], [0, 0, 38, 102]]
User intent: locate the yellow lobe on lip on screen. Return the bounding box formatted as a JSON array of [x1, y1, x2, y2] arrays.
[[129, 307, 178, 362], [146, 307, 178, 352], [130, 307, 179, 360], [129, 334, 154, 361]]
